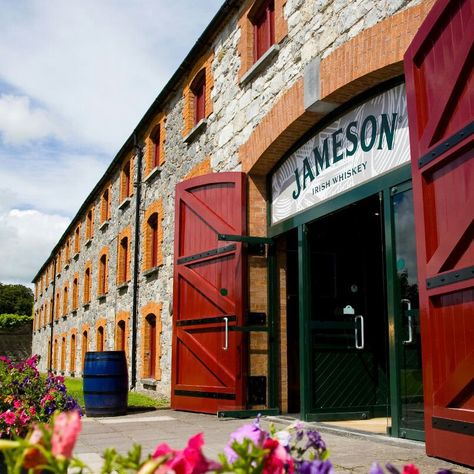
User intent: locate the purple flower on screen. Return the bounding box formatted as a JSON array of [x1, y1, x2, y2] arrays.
[[224, 420, 267, 463], [386, 463, 401, 474], [436, 471, 453, 474], [305, 430, 326, 452], [297, 459, 334, 474], [370, 462, 385, 474]]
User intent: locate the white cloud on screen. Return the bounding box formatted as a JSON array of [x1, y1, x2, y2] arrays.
[[0, 0, 223, 153], [0, 94, 58, 144], [0, 209, 70, 285]]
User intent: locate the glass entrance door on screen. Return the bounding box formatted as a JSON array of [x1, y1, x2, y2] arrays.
[[390, 182, 424, 440]]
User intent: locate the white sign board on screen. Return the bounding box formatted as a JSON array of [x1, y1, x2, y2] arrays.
[[271, 84, 410, 225]]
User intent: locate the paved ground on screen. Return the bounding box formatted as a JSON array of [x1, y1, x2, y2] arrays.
[[75, 410, 472, 473]]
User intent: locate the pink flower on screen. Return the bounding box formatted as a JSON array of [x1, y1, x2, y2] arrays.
[[153, 433, 220, 474], [23, 425, 48, 469], [51, 411, 81, 459], [263, 438, 294, 474], [403, 465, 420, 474], [29, 406, 37, 416], [3, 410, 16, 425], [19, 410, 30, 425], [13, 400, 22, 409]]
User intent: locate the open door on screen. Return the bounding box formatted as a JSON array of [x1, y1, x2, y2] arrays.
[[404, 0, 473, 465], [171, 172, 246, 413]]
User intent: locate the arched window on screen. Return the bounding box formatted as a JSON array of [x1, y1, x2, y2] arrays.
[[101, 187, 110, 223], [116, 320, 126, 352], [120, 159, 132, 201], [62, 285, 68, 316], [82, 331, 88, 370], [191, 70, 206, 125], [60, 336, 67, 372], [98, 253, 108, 295], [151, 125, 161, 169], [86, 207, 94, 240], [118, 236, 129, 283], [47, 339, 52, 370], [252, 0, 275, 61], [53, 337, 59, 371], [70, 334, 76, 374], [147, 213, 159, 269], [74, 224, 81, 254], [72, 277, 79, 310], [55, 291, 60, 320], [144, 314, 157, 379], [97, 326, 105, 352], [84, 266, 91, 303]]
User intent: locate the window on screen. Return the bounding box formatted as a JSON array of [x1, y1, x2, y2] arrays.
[[100, 186, 111, 223], [98, 251, 108, 296], [60, 336, 67, 372], [53, 337, 58, 371], [97, 326, 105, 352], [116, 320, 126, 352], [191, 70, 206, 125], [151, 125, 161, 168], [44, 301, 49, 327], [72, 275, 79, 311], [252, 0, 275, 61], [47, 338, 52, 370], [82, 331, 88, 370], [65, 238, 71, 263], [74, 224, 81, 255], [144, 314, 157, 379], [117, 228, 131, 284], [86, 207, 94, 240], [70, 334, 76, 374], [120, 159, 132, 202], [84, 265, 91, 304], [55, 291, 60, 320], [56, 250, 62, 274], [62, 284, 68, 316], [49, 297, 53, 324]]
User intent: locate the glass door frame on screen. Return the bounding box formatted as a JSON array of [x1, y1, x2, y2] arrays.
[[383, 180, 425, 441]]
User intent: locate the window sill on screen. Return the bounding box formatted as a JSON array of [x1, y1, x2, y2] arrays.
[[64, 263, 69, 270], [73, 252, 80, 261], [62, 314, 67, 320], [119, 197, 131, 210], [183, 119, 207, 144], [56, 272, 61, 279], [143, 265, 162, 278], [240, 44, 280, 86], [85, 238, 93, 248], [144, 166, 162, 183], [72, 309, 77, 316], [98, 293, 107, 302], [117, 282, 129, 291], [83, 303, 90, 310], [99, 220, 109, 231]]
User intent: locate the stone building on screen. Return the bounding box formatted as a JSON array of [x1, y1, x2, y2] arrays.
[[32, 0, 473, 465]]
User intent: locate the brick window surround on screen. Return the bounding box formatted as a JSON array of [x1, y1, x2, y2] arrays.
[[70, 329, 77, 374], [100, 184, 112, 223], [98, 247, 109, 296], [117, 226, 132, 284], [60, 334, 67, 372], [140, 302, 162, 380], [182, 52, 214, 137], [83, 261, 92, 304], [72, 273, 79, 311], [81, 324, 90, 371], [145, 116, 166, 176], [65, 238, 71, 263], [74, 224, 81, 255], [62, 282, 69, 316], [96, 318, 107, 351], [86, 206, 95, 240], [55, 291, 60, 320], [120, 157, 134, 203], [237, 0, 287, 80], [142, 200, 164, 272], [115, 311, 130, 354], [53, 337, 59, 371]]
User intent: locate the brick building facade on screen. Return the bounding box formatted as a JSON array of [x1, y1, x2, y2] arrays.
[[31, 0, 473, 464]]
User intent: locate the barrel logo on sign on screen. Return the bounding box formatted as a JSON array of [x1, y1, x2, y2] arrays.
[[83, 351, 128, 417]]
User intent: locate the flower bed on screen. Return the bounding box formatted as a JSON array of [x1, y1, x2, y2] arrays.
[[0, 355, 80, 439], [0, 412, 453, 474]]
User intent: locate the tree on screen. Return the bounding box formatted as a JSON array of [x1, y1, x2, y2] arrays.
[[0, 283, 34, 316]]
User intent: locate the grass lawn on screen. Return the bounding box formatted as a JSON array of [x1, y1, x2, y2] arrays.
[[65, 377, 169, 411]]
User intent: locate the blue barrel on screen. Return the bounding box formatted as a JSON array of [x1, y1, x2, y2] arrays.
[[83, 351, 128, 416]]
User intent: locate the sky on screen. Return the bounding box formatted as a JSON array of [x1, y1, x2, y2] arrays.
[[0, 0, 223, 287]]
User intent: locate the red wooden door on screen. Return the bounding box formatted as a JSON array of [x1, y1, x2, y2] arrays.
[[404, 0, 473, 465], [172, 172, 246, 413]]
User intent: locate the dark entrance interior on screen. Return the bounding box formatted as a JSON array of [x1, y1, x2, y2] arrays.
[[286, 194, 389, 419]]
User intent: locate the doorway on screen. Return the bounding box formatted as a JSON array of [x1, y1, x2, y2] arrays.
[[283, 182, 424, 440]]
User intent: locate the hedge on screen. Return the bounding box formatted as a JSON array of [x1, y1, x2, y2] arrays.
[[0, 314, 33, 330]]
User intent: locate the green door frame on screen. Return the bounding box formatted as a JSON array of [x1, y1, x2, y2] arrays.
[[269, 165, 415, 425]]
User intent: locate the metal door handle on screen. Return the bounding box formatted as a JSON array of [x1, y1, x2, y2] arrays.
[[355, 315, 364, 349], [401, 299, 413, 345], [223, 317, 228, 350]]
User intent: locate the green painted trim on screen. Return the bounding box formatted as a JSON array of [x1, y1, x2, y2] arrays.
[[267, 243, 279, 410], [384, 186, 401, 438], [298, 225, 311, 420], [217, 408, 279, 418], [269, 166, 411, 237], [399, 428, 425, 442]]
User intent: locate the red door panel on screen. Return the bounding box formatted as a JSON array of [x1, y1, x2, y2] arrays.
[[172, 172, 246, 413], [404, 0, 474, 465]]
